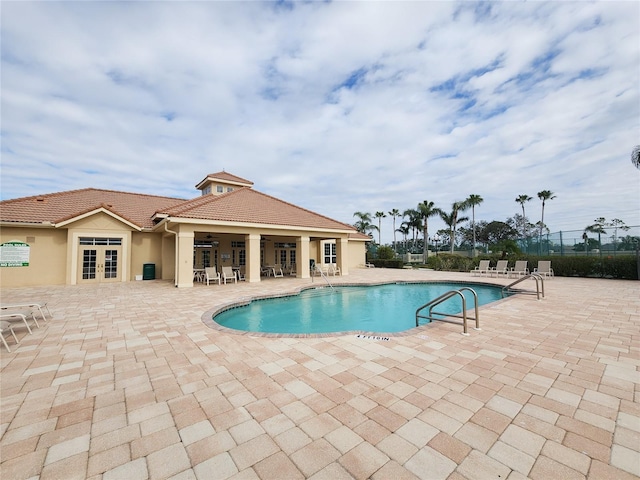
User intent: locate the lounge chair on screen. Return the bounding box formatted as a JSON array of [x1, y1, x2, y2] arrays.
[[1, 321, 19, 352], [534, 261, 554, 278], [222, 266, 237, 284], [328, 264, 341, 276], [491, 260, 509, 277], [272, 265, 284, 278], [0, 313, 34, 335], [204, 267, 221, 285], [508, 261, 529, 278], [471, 260, 491, 276]]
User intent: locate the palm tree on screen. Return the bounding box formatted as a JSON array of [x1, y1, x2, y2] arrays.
[[515, 194, 532, 237], [439, 202, 469, 253], [353, 211, 375, 236], [374, 211, 386, 245], [465, 194, 483, 257], [584, 218, 607, 254], [537, 190, 556, 251], [632, 145, 640, 170], [388, 209, 401, 252], [397, 223, 410, 252], [417, 200, 441, 259], [403, 208, 421, 252]]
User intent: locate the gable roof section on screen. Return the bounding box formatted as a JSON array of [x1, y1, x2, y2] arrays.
[[160, 187, 357, 232], [0, 188, 185, 229], [195, 171, 254, 190]]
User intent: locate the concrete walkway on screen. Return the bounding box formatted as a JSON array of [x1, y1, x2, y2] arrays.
[[1, 269, 638, 479]]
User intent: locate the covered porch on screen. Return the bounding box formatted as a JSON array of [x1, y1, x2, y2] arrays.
[[157, 221, 351, 288]]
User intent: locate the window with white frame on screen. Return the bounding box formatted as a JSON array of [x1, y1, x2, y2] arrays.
[[324, 242, 336, 264]]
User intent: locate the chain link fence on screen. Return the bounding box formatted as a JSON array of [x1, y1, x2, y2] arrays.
[[516, 226, 640, 256]]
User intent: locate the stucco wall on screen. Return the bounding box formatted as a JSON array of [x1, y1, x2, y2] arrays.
[[131, 232, 164, 280], [0, 227, 68, 287]]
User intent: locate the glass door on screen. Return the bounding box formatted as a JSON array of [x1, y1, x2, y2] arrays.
[[78, 238, 122, 283]]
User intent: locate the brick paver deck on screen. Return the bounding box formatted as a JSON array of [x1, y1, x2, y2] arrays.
[[1, 269, 638, 479]]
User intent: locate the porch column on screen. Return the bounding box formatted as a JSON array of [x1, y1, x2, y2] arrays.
[[176, 231, 194, 288], [245, 233, 261, 283], [336, 237, 349, 275], [296, 236, 310, 279]]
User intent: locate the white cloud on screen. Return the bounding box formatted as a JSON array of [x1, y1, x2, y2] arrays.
[[1, 1, 638, 243]]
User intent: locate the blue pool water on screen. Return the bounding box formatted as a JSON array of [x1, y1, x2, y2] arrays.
[[213, 283, 504, 334]]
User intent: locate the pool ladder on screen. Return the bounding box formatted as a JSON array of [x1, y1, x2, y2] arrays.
[[501, 273, 545, 300], [311, 266, 334, 290], [415, 287, 480, 336]]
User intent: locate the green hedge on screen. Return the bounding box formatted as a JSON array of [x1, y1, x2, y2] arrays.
[[370, 259, 405, 269], [457, 255, 638, 280], [425, 254, 475, 272]]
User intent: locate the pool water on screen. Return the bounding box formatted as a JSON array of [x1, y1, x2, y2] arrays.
[[213, 283, 504, 334]]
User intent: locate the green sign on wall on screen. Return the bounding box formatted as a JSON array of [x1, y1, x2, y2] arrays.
[[0, 241, 30, 267]]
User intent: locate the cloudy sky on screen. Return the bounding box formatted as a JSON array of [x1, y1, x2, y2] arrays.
[[2, 1, 638, 244]]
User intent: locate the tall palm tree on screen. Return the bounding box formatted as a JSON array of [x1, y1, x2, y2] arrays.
[[403, 208, 421, 252], [417, 200, 441, 259], [388, 208, 400, 252], [465, 194, 483, 257], [537, 190, 556, 246], [397, 223, 410, 251], [374, 211, 386, 245], [515, 194, 532, 237], [353, 211, 375, 236], [439, 202, 469, 253], [584, 218, 607, 254]]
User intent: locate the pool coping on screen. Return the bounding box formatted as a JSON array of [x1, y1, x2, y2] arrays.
[[200, 279, 516, 338]]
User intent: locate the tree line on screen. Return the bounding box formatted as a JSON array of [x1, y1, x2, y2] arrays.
[[354, 191, 559, 257]]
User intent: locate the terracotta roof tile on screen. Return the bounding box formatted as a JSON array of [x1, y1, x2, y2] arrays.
[[0, 188, 184, 229], [195, 171, 254, 189], [1, 186, 360, 235], [161, 188, 357, 232]]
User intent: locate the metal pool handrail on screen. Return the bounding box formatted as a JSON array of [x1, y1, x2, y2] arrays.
[[415, 287, 480, 336], [501, 273, 545, 300]]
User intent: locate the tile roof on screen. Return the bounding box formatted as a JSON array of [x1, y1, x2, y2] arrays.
[[160, 188, 358, 232], [195, 171, 254, 189], [0, 188, 185, 229], [0, 186, 361, 234]]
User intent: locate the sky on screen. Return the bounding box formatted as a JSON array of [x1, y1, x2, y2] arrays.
[[2, 1, 639, 245]]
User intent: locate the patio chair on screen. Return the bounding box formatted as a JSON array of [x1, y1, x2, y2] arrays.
[[491, 260, 509, 277], [204, 267, 221, 285], [272, 265, 284, 277], [508, 261, 529, 278], [1, 321, 19, 352], [471, 260, 491, 276], [534, 261, 554, 278], [222, 266, 237, 284], [328, 264, 341, 276], [0, 313, 34, 335]]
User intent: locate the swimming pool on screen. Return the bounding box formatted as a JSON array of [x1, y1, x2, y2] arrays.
[[211, 282, 504, 335]]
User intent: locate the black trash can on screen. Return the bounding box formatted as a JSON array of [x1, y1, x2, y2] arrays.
[[142, 263, 155, 280]]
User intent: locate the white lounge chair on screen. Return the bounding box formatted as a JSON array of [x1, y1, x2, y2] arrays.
[[204, 267, 221, 285], [272, 265, 284, 278], [328, 264, 341, 276], [0, 313, 34, 334], [491, 260, 509, 277], [509, 261, 529, 278], [1, 320, 19, 352], [222, 266, 237, 284], [534, 261, 554, 278], [471, 260, 491, 276]]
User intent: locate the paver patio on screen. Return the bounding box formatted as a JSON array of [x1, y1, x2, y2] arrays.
[[1, 269, 638, 479]]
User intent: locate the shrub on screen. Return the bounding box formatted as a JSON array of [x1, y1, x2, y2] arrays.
[[426, 254, 474, 272], [370, 259, 404, 269], [376, 245, 396, 260]]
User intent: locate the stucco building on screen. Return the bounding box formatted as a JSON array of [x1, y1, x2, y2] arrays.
[[0, 171, 370, 288]]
